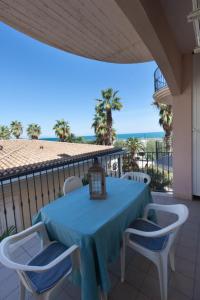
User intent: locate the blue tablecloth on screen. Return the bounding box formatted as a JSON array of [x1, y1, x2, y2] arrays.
[[33, 177, 153, 300]]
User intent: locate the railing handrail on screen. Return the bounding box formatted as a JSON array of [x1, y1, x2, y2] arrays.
[[154, 67, 168, 92]]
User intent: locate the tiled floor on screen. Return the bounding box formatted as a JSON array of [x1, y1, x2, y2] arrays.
[[0, 194, 200, 300]]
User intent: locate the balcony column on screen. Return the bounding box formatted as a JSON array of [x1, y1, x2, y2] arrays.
[[172, 54, 193, 200]]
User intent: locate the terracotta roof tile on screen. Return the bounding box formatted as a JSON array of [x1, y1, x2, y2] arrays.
[[0, 140, 117, 178]]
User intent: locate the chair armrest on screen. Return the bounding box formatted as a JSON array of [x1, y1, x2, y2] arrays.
[[125, 223, 175, 239], [0, 243, 79, 272]]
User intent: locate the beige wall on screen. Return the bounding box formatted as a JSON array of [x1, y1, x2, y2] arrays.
[[173, 54, 193, 200], [193, 54, 200, 196]]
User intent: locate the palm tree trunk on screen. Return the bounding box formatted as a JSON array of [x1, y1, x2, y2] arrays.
[[106, 109, 113, 145], [165, 131, 171, 152]]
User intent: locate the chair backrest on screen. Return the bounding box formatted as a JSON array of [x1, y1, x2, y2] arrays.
[[63, 176, 83, 195], [154, 204, 189, 230], [159, 204, 189, 250], [143, 203, 189, 250], [121, 172, 151, 185]]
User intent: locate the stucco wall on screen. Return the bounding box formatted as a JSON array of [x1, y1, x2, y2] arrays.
[[173, 54, 193, 200], [192, 53, 200, 196]]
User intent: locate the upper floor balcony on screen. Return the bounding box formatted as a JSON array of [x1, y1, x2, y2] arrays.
[[154, 67, 168, 92], [153, 67, 172, 106]]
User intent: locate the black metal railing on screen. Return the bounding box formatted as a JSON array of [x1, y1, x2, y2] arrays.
[[0, 151, 173, 236], [154, 67, 168, 92]]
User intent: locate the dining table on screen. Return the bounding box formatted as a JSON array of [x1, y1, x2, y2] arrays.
[[33, 176, 153, 300]]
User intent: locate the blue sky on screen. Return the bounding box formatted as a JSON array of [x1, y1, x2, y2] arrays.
[[0, 22, 160, 137]]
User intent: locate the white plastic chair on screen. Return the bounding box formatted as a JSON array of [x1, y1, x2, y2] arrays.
[[121, 172, 151, 185], [121, 204, 189, 300], [0, 222, 80, 300], [63, 176, 83, 195]]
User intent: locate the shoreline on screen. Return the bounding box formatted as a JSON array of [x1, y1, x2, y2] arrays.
[[40, 132, 164, 142]]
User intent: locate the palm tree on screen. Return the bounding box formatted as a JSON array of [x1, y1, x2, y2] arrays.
[[10, 121, 23, 139], [158, 104, 173, 151], [123, 138, 144, 172], [66, 133, 85, 143], [92, 106, 108, 145], [0, 126, 11, 140], [53, 119, 70, 142], [27, 123, 41, 139], [93, 89, 123, 145], [126, 138, 144, 159], [153, 101, 173, 151]]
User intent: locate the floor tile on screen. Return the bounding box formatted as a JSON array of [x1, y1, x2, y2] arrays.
[[135, 292, 150, 300], [168, 287, 192, 300], [169, 272, 194, 298], [139, 274, 160, 300], [0, 272, 19, 299], [174, 256, 195, 279], [175, 245, 196, 263], [125, 264, 147, 290], [109, 282, 138, 300]]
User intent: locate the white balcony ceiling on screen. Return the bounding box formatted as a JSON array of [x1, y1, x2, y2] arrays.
[[0, 0, 153, 63]]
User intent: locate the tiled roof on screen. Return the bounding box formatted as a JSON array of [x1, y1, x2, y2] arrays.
[[0, 140, 116, 178]]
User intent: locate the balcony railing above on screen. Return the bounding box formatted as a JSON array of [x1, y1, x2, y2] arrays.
[[154, 67, 168, 92]]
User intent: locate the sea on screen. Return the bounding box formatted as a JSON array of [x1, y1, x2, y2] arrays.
[[40, 131, 164, 142]]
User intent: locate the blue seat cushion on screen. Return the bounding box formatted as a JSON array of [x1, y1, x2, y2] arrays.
[[129, 219, 169, 251], [26, 242, 72, 294]]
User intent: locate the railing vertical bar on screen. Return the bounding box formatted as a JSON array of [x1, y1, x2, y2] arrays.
[[146, 153, 149, 174], [100, 156, 104, 176], [45, 170, 50, 203], [68, 163, 71, 177], [114, 154, 117, 177], [128, 153, 130, 172], [62, 166, 66, 181], [51, 168, 56, 199], [168, 152, 170, 190], [77, 161, 81, 177], [32, 172, 38, 213], [9, 178, 17, 231], [104, 156, 108, 175], [18, 176, 25, 230], [57, 167, 61, 193], [83, 159, 90, 175], [156, 151, 159, 181], [162, 152, 165, 185], [141, 153, 144, 172], [118, 155, 121, 178], [39, 172, 44, 207], [0, 180, 8, 232], [25, 175, 32, 225], [82, 159, 85, 176], [109, 155, 112, 177]]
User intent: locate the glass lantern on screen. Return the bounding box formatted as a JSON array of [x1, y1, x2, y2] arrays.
[[88, 157, 107, 200]]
